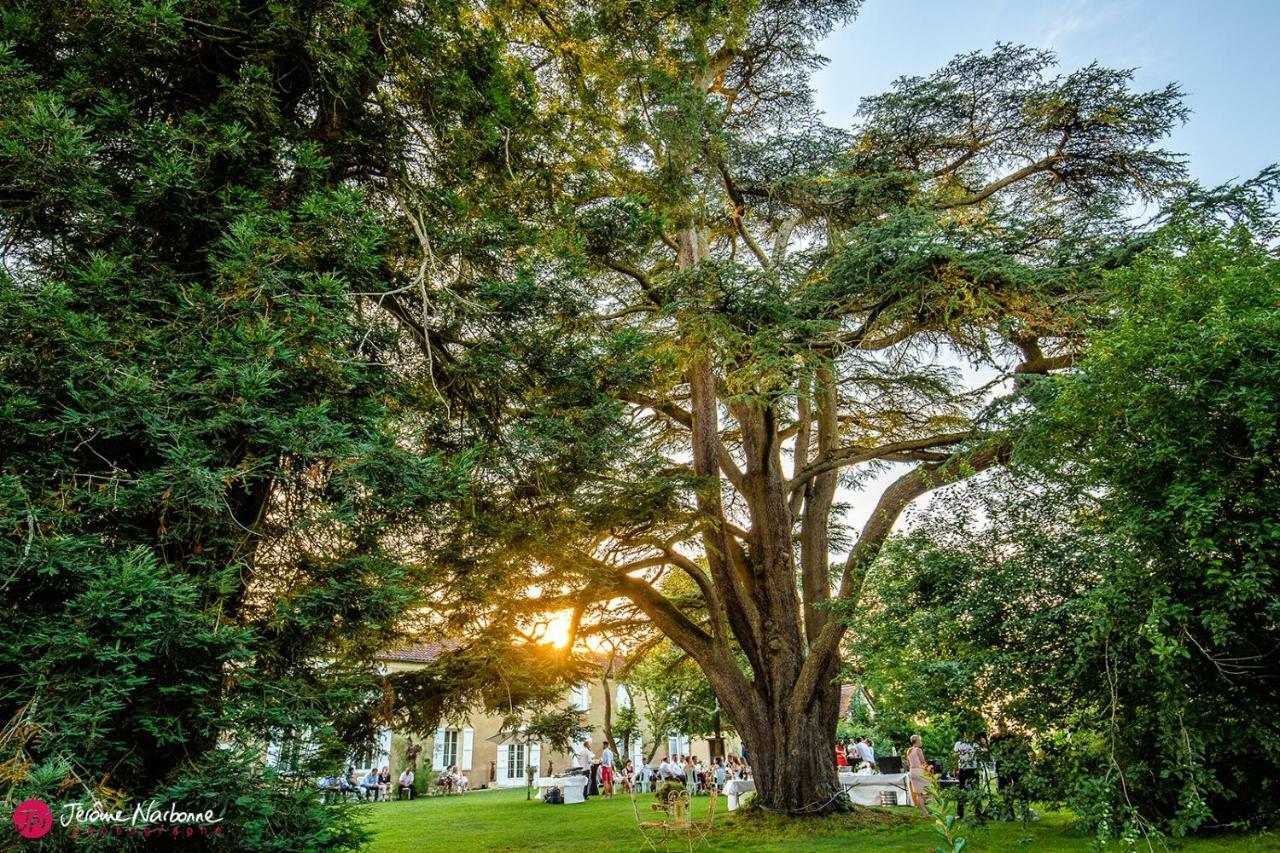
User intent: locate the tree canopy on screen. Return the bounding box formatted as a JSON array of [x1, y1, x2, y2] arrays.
[[2, 0, 1273, 843], [436, 0, 1189, 814], [848, 198, 1280, 836]]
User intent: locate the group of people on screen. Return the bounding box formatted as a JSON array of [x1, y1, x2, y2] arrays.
[[319, 765, 397, 801], [567, 738, 753, 799], [905, 732, 992, 816], [653, 754, 749, 794], [834, 736, 879, 772], [434, 764, 469, 795], [317, 764, 431, 802], [573, 737, 619, 797]]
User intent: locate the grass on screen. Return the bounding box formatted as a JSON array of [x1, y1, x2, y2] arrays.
[[360, 787, 1280, 852]]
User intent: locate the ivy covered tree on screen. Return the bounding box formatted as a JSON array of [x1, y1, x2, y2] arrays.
[[0, 0, 530, 847], [464, 0, 1188, 813]]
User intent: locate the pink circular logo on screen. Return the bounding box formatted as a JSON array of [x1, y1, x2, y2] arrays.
[[13, 799, 52, 839]]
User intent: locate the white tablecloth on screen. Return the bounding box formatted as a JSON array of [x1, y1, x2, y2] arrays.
[[723, 773, 911, 810], [839, 772, 911, 806], [723, 779, 755, 810], [534, 775, 587, 804]]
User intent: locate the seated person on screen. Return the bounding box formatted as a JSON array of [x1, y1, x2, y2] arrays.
[[317, 775, 343, 801], [397, 768, 415, 800], [338, 766, 360, 798], [377, 766, 392, 801], [360, 768, 380, 801], [449, 765, 468, 794]]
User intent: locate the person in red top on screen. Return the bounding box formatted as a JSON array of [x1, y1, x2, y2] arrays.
[[835, 739, 848, 768]]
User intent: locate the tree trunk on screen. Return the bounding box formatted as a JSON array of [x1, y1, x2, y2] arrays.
[[601, 672, 613, 748], [735, 678, 845, 814]]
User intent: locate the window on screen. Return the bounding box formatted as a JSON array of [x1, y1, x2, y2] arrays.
[[349, 729, 391, 772], [442, 729, 460, 768], [506, 743, 525, 779], [570, 683, 590, 711], [351, 743, 376, 772]]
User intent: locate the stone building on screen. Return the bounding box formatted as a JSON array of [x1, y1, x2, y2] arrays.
[[274, 641, 744, 789]]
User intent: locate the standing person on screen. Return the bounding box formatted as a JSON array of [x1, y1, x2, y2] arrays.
[[575, 738, 595, 798], [600, 739, 616, 798], [576, 738, 594, 772], [835, 739, 848, 769], [953, 733, 981, 818], [907, 735, 930, 816], [856, 737, 878, 772], [713, 757, 727, 790]]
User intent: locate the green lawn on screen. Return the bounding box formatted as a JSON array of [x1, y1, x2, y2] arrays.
[[360, 787, 1280, 852]]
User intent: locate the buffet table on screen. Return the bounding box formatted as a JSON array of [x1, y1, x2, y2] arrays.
[[534, 774, 588, 804], [723, 771, 912, 810], [723, 778, 755, 810], [840, 771, 911, 806]]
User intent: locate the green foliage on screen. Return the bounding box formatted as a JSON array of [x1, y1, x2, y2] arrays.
[[522, 707, 591, 757], [625, 638, 736, 759], [849, 207, 1280, 837], [0, 0, 520, 847], [654, 780, 687, 803], [612, 705, 642, 756], [928, 795, 970, 853]]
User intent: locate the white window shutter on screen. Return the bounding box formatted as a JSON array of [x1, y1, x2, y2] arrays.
[[461, 728, 474, 771], [432, 726, 446, 771], [498, 743, 509, 780], [529, 743, 541, 777]]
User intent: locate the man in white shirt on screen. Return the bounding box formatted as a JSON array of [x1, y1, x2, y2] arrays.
[[855, 737, 877, 771], [397, 768, 415, 800], [658, 756, 671, 780], [600, 739, 616, 798], [576, 739, 594, 770], [953, 735, 981, 817], [575, 738, 595, 796]]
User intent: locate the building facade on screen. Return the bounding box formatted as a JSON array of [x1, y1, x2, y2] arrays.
[[375, 645, 742, 789]]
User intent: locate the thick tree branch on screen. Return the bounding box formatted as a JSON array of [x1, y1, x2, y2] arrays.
[[613, 573, 714, 659], [787, 432, 972, 492], [789, 440, 1010, 715], [934, 154, 1062, 208]]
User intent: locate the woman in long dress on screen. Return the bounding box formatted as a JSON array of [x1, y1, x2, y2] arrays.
[[907, 734, 930, 815]]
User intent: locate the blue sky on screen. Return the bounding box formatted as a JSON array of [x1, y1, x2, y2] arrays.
[[812, 0, 1278, 186]]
